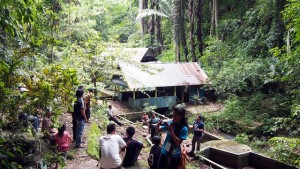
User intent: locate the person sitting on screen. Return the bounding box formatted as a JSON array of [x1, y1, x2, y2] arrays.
[[148, 136, 161, 169], [142, 112, 149, 126], [54, 123, 72, 168], [107, 105, 123, 126], [148, 111, 160, 140], [42, 109, 57, 140], [99, 123, 127, 169], [18, 112, 39, 133], [122, 126, 144, 167]]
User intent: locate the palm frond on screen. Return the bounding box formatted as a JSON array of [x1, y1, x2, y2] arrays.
[[159, 0, 173, 15], [136, 9, 169, 21]]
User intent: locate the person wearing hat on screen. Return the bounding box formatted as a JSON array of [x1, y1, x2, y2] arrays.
[[189, 115, 205, 157]]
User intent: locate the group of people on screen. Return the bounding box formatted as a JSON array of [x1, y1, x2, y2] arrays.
[[72, 85, 94, 148], [16, 83, 205, 169], [99, 105, 205, 169]]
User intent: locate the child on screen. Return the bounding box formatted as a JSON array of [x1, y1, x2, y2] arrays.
[[148, 136, 161, 169], [142, 112, 149, 126], [54, 123, 71, 168]]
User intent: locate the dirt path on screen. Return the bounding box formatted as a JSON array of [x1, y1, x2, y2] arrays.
[[60, 113, 98, 169], [63, 101, 224, 169]]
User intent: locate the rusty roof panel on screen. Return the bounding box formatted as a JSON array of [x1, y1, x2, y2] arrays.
[[119, 62, 208, 89]]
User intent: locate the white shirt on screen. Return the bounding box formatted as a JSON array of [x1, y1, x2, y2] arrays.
[[107, 109, 113, 117], [99, 134, 126, 168]]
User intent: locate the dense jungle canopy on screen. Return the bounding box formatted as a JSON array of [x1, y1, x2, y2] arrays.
[[0, 0, 300, 168]]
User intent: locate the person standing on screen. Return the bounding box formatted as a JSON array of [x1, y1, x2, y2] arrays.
[[99, 123, 127, 169], [72, 86, 85, 141], [107, 105, 123, 126], [122, 126, 144, 167], [148, 136, 161, 169], [84, 88, 94, 123], [149, 111, 160, 140], [189, 115, 205, 156], [74, 89, 87, 148], [155, 106, 189, 169], [142, 112, 149, 126]]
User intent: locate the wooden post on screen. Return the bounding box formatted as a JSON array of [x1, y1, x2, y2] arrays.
[[174, 86, 177, 96], [182, 87, 185, 102], [155, 87, 157, 97], [133, 88, 136, 99]]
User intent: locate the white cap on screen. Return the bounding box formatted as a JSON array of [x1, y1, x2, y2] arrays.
[[20, 87, 29, 92]]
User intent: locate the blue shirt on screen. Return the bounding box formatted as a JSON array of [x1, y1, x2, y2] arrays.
[[160, 120, 188, 157], [193, 121, 204, 137]]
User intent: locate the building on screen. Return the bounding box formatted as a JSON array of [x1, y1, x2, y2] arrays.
[[113, 62, 209, 110]]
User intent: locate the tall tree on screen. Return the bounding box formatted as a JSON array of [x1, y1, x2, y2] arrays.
[[155, 0, 163, 54], [189, 0, 196, 61], [196, 0, 203, 56], [149, 0, 155, 44], [139, 0, 149, 35], [173, 0, 188, 61], [210, 0, 218, 38]]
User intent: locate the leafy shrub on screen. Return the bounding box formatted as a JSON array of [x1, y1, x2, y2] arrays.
[[268, 137, 300, 168], [235, 133, 249, 145], [86, 123, 102, 160], [86, 106, 109, 160]]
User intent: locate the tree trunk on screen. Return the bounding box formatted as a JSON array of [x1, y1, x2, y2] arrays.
[[210, 0, 214, 37], [196, 0, 203, 56], [214, 0, 218, 38], [189, 0, 196, 61], [173, 0, 181, 61], [275, 0, 286, 48], [181, 27, 188, 62], [210, 0, 218, 38], [149, 0, 155, 44], [180, 0, 188, 61], [139, 0, 148, 35], [155, 1, 163, 54]]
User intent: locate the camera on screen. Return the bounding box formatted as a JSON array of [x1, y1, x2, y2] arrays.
[[162, 121, 168, 125]]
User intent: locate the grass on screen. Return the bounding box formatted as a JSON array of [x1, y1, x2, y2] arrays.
[[86, 122, 102, 160]]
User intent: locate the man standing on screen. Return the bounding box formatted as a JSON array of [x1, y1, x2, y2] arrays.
[[99, 123, 127, 169], [107, 105, 123, 126], [74, 89, 87, 148], [72, 85, 85, 141], [189, 115, 205, 156], [122, 126, 144, 167]]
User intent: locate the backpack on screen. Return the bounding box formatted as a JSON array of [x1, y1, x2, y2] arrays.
[[177, 144, 190, 169], [148, 145, 161, 168]]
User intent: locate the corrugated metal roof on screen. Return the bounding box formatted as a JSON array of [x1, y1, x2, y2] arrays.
[[119, 62, 209, 89]]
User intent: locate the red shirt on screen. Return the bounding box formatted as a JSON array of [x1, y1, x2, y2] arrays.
[[55, 131, 71, 152]]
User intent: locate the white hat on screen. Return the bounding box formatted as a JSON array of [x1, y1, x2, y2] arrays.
[[20, 87, 29, 92]]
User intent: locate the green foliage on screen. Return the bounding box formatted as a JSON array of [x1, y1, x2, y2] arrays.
[[268, 137, 300, 168], [142, 102, 157, 112], [87, 105, 110, 160], [86, 123, 102, 160], [234, 133, 249, 145]]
